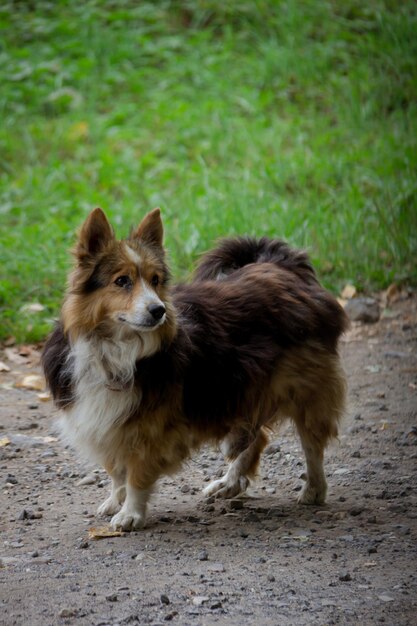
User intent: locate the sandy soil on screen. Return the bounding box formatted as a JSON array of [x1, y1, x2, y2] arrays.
[[1, 293, 416, 626]]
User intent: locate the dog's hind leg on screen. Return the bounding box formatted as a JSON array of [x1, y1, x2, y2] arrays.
[[97, 463, 126, 517], [204, 427, 269, 499], [295, 412, 337, 505]]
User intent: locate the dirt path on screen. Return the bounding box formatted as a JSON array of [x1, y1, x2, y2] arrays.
[[1, 293, 416, 626]]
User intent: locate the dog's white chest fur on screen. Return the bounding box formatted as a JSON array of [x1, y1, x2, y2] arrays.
[[61, 334, 154, 464]]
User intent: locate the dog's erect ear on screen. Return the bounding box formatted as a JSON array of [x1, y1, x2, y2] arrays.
[[76, 208, 114, 260], [133, 208, 163, 248]]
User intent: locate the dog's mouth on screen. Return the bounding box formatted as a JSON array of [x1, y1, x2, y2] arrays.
[[117, 314, 166, 331]]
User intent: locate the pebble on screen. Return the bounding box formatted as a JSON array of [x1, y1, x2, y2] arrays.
[[229, 499, 244, 510], [59, 608, 78, 618], [106, 593, 118, 602], [210, 601, 222, 610], [76, 474, 97, 486], [180, 483, 190, 493], [18, 509, 42, 520], [339, 572, 352, 582], [345, 297, 380, 323], [160, 594, 170, 605], [264, 442, 281, 455], [378, 594, 394, 602], [207, 562, 225, 573], [349, 506, 364, 516], [198, 549, 209, 561], [192, 596, 209, 606]]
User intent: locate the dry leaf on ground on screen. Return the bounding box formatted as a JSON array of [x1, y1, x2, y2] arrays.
[[20, 303, 45, 314], [341, 284, 357, 299], [15, 374, 46, 391], [37, 391, 51, 402], [88, 526, 124, 540], [4, 348, 28, 365]]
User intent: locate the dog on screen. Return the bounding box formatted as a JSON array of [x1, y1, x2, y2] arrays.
[[42, 207, 348, 531]]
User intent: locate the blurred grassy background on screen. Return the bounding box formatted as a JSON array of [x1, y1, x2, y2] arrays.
[[0, 0, 416, 342]]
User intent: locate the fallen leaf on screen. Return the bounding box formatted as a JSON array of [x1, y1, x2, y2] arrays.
[[341, 284, 357, 299], [0, 361, 11, 372], [37, 391, 51, 402], [20, 303, 45, 314], [67, 121, 89, 141], [4, 348, 27, 365], [15, 375, 46, 391], [385, 283, 401, 305], [88, 526, 124, 540], [0, 436, 11, 447]]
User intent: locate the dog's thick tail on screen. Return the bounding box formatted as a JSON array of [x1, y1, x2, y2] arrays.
[[194, 236, 317, 284]]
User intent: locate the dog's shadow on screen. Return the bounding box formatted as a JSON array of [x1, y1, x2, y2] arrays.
[[145, 495, 330, 535]]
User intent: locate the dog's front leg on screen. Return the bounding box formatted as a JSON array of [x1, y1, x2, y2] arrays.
[[110, 459, 156, 531], [110, 483, 151, 531], [97, 464, 126, 517]]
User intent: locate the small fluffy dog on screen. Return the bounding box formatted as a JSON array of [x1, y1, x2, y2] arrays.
[[43, 208, 348, 530]]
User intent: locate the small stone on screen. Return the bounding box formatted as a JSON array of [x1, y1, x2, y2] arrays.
[[339, 572, 352, 582], [198, 549, 208, 561], [18, 508, 41, 520], [31, 550, 39, 558], [349, 506, 364, 516], [208, 562, 225, 572], [160, 594, 170, 605], [210, 601, 222, 610], [351, 450, 361, 458], [334, 468, 350, 476], [78, 540, 89, 549], [264, 442, 281, 455], [267, 575, 276, 582], [345, 297, 380, 323], [6, 474, 18, 485], [180, 484, 190, 493], [192, 596, 209, 606], [378, 594, 394, 602], [106, 593, 118, 602], [59, 608, 78, 618], [76, 474, 97, 486], [229, 499, 244, 510]]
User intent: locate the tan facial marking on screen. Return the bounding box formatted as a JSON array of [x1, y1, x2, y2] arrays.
[[124, 243, 142, 266]]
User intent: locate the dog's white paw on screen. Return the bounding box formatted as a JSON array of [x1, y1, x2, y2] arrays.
[[204, 475, 249, 499], [97, 485, 126, 516], [297, 481, 327, 505], [97, 496, 121, 517], [111, 508, 145, 531]]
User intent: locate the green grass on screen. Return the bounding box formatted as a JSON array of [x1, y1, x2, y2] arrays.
[[0, 0, 416, 342]]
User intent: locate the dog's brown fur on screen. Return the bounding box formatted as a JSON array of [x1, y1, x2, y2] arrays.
[[43, 208, 348, 530]]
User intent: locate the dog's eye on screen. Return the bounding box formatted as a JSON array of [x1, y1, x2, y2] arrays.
[[151, 274, 159, 287], [114, 275, 132, 289]]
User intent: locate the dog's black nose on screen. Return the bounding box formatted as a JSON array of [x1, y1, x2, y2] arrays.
[[148, 303, 166, 321]]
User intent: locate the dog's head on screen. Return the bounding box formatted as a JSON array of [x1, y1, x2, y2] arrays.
[[62, 208, 176, 345]]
